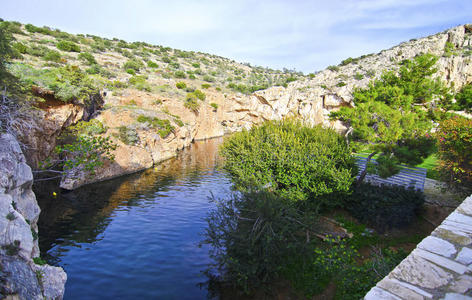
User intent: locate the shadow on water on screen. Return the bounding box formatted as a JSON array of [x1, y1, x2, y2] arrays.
[[35, 137, 230, 299]]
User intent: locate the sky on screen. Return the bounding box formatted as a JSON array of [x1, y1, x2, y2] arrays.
[[2, 0, 471, 73]]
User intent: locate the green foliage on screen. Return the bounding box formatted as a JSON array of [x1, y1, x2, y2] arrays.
[[193, 89, 206, 100], [192, 62, 200, 68], [201, 83, 211, 89], [443, 41, 457, 57], [0, 24, 15, 85], [12, 42, 28, 54], [33, 257, 47, 265], [336, 81, 346, 87], [2, 240, 20, 256], [203, 191, 319, 295], [220, 119, 355, 207], [126, 68, 136, 75], [184, 93, 200, 112], [371, 154, 401, 178], [454, 83, 472, 112], [331, 54, 449, 172], [137, 115, 174, 138], [327, 65, 339, 72], [123, 58, 144, 72], [78, 52, 97, 65], [147, 60, 158, 68], [56, 40, 80, 52], [69, 119, 107, 136], [128, 75, 151, 92], [0, 21, 24, 35], [354, 72, 364, 80], [210, 102, 218, 110], [116, 126, 139, 145], [340, 57, 354, 66], [175, 81, 186, 89], [174, 70, 186, 78], [347, 183, 425, 231], [436, 117, 472, 188], [10, 64, 99, 103], [43, 50, 62, 62], [6, 212, 16, 221], [203, 75, 215, 82]]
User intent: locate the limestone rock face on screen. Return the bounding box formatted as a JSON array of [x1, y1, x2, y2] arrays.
[[55, 25, 472, 189], [0, 134, 66, 299]]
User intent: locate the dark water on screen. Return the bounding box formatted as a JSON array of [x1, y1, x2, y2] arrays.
[[36, 138, 231, 299]]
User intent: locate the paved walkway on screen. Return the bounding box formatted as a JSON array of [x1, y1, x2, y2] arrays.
[[365, 195, 472, 299]]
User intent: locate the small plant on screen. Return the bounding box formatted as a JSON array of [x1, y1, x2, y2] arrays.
[[3, 240, 20, 256], [203, 75, 215, 82], [6, 212, 16, 221], [128, 75, 151, 92], [340, 57, 354, 66], [137, 115, 174, 138], [193, 89, 206, 100], [147, 60, 158, 68], [327, 65, 339, 72], [336, 81, 346, 87], [56, 40, 80, 52], [175, 81, 186, 89], [126, 68, 136, 75], [31, 228, 39, 241], [184, 93, 200, 112], [174, 70, 186, 79], [43, 50, 62, 62], [33, 257, 47, 265], [117, 126, 139, 145], [78, 52, 97, 65], [354, 73, 364, 80], [201, 83, 211, 89], [210, 102, 218, 110], [192, 62, 200, 68]]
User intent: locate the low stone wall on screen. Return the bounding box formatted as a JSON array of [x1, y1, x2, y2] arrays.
[[365, 195, 472, 299]]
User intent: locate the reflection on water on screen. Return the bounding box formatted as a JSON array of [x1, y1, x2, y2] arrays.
[[36, 138, 231, 299]]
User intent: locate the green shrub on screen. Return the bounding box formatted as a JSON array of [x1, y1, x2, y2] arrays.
[[85, 64, 101, 75], [436, 117, 472, 188], [327, 65, 339, 72], [137, 115, 174, 138], [336, 81, 346, 87], [210, 102, 218, 110], [128, 75, 151, 92], [78, 52, 97, 65], [455, 83, 472, 112], [161, 56, 171, 63], [188, 74, 196, 80], [220, 119, 355, 207], [192, 62, 200, 68], [340, 57, 354, 66], [175, 81, 186, 89], [174, 70, 186, 78], [201, 83, 211, 89], [347, 183, 424, 231], [26, 45, 49, 57], [33, 257, 47, 265], [43, 50, 62, 62], [147, 60, 158, 68], [117, 126, 139, 145], [56, 40, 80, 52], [184, 93, 200, 112], [123, 58, 144, 72], [193, 89, 205, 100], [126, 68, 136, 75], [12, 42, 28, 54], [203, 75, 215, 82], [354, 73, 364, 80]]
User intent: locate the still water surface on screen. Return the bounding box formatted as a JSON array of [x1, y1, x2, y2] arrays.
[[37, 138, 230, 299]]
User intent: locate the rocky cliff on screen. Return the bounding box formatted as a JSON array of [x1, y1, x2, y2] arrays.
[[0, 134, 66, 299]]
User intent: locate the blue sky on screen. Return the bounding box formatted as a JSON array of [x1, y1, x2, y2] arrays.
[[2, 0, 471, 73]]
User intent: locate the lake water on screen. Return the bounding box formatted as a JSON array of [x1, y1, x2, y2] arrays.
[[37, 138, 231, 299]]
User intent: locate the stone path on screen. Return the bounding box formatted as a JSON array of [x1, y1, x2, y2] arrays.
[[365, 194, 472, 299]]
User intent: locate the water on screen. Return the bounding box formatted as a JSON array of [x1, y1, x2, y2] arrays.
[[36, 138, 231, 299]]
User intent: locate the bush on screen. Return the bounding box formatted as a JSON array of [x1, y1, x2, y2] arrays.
[[436, 117, 472, 188], [12, 42, 28, 54], [128, 75, 151, 92], [56, 40, 80, 52], [117, 126, 139, 145], [43, 50, 62, 62], [203, 75, 215, 82], [210, 102, 218, 110], [220, 119, 355, 208], [147, 60, 158, 68], [193, 89, 205, 100], [175, 81, 186, 89], [123, 58, 144, 72], [137, 115, 174, 138], [78, 52, 97, 65], [201, 83, 211, 89], [126, 68, 136, 75], [174, 70, 186, 78], [347, 183, 425, 231], [184, 93, 200, 112], [455, 83, 472, 112]]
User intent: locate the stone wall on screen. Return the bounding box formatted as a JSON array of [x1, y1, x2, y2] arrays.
[[0, 134, 66, 299], [365, 195, 472, 299]]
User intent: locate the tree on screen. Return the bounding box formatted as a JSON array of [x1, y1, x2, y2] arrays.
[[331, 54, 448, 183]]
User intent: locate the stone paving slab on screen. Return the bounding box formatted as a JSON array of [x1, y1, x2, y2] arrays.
[[365, 194, 472, 299]]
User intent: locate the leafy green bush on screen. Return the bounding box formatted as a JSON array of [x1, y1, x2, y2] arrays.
[[26, 45, 49, 57], [117, 126, 139, 145], [436, 117, 472, 188], [203, 75, 215, 82], [123, 58, 144, 72], [78, 52, 97, 65], [12, 42, 28, 54], [220, 119, 355, 208], [174, 70, 186, 78], [354, 73, 364, 80], [210, 102, 218, 110], [56, 40, 80, 52], [327, 65, 339, 72], [128, 75, 151, 92], [175, 81, 186, 89], [147, 60, 158, 68], [201, 83, 211, 89], [203, 191, 319, 295], [43, 50, 62, 62], [454, 83, 472, 112], [192, 62, 200, 68], [193, 89, 205, 100], [137, 115, 174, 138], [184, 93, 200, 112], [347, 183, 424, 231]]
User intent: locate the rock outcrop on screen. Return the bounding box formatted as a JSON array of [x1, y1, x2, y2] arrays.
[[51, 24, 471, 189], [0, 134, 66, 299]]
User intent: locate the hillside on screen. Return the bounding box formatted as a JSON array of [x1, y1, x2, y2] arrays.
[[1, 20, 472, 189]]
